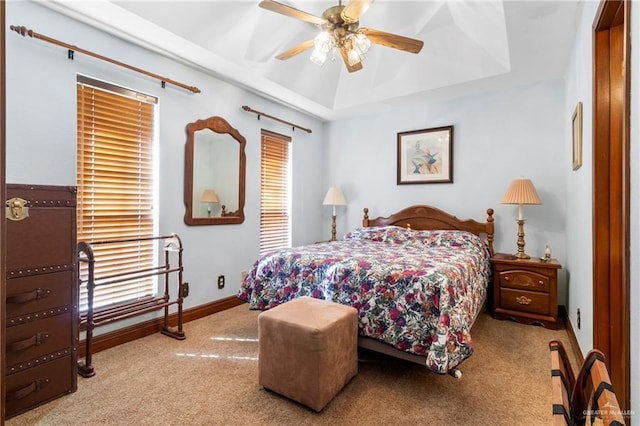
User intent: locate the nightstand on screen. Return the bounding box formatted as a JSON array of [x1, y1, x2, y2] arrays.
[[490, 253, 562, 329]]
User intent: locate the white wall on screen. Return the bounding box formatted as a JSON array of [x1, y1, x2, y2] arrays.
[[5, 1, 326, 321], [324, 80, 569, 303]]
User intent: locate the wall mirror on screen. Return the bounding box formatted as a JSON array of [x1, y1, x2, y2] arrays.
[[184, 116, 246, 225]]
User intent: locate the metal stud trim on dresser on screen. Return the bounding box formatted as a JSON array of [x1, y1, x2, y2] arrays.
[[8, 349, 73, 374], [7, 306, 71, 326]]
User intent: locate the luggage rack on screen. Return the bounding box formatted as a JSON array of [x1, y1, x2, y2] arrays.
[[76, 234, 187, 378]]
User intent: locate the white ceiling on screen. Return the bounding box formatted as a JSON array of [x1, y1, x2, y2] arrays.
[[43, 0, 583, 121]]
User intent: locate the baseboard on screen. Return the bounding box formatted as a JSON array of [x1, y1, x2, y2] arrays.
[[559, 305, 584, 362], [78, 296, 245, 356]]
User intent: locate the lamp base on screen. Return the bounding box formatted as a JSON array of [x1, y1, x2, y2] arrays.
[[514, 219, 530, 259], [330, 214, 337, 241]]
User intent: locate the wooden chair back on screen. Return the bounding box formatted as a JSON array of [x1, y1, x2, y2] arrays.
[[549, 340, 626, 425], [572, 349, 625, 426], [549, 340, 576, 425]]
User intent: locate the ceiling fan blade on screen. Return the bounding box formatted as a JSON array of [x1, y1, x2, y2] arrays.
[[275, 39, 315, 60], [341, 0, 374, 24], [360, 28, 424, 54], [339, 46, 363, 73], [259, 0, 327, 25]]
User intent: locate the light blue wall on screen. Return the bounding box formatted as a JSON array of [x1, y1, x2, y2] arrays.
[[5, 1, 326, 322], [323, 80, 568, 303], [563, 0, 598, 365]]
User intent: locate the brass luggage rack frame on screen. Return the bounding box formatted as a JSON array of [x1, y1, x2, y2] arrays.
[[76, 234, 187, 378]]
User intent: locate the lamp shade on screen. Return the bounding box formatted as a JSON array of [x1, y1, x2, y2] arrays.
[[501, 177, 541, 205], [200, 189, 219, 203], [323, 187, 346, 206]]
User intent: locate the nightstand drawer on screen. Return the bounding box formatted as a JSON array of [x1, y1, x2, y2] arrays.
[[499, 270, 549, 292], [500, 288, 549, 315]]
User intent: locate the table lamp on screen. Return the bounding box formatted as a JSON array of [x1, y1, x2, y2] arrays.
[[501, 177, 541, 259], [323, 186, 346, 241], [200, 188, 219, 217]]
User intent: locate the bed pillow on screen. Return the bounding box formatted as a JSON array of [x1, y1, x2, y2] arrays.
[[345, 227, 487, 252], [411, 229, 486, 250], [343, 226, 414, 244]]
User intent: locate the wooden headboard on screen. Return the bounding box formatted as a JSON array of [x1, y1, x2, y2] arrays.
[[362, 205, 495, 255]]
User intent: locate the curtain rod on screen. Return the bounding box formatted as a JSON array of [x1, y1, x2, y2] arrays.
[[10, 25, 201, 94], [242, 105, 312, 134]]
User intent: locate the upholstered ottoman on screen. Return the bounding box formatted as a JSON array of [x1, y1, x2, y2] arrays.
[[257, 296, 358, 412]]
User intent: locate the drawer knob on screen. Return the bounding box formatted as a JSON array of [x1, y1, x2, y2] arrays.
[[516, 295, 532, 305], [539, 280, 544, 285], [504, 276, 510, 281]]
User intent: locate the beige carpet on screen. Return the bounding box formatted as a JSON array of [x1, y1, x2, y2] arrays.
[[7, 304, 579, 426]]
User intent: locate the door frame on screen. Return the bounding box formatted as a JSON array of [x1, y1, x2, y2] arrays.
[[1, 0, 6, 422], [592, 0, 630, 412]]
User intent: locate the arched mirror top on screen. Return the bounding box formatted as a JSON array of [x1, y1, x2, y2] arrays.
[[184, 116, 246, 225]]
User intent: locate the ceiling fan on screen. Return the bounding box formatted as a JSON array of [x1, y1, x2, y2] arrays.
[[259, 0, 424, 73]]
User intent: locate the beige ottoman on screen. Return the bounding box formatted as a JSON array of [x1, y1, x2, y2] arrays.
[[258, 296, 358, 412]]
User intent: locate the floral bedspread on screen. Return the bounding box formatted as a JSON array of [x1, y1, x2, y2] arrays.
[[237, 226, 491, 374]]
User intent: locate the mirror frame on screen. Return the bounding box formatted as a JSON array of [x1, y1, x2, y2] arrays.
[[184, 116, 246, 225]]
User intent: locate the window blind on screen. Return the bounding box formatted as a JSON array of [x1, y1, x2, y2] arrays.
[[77, 76, 157, 311], [260, 130, 291, 255]]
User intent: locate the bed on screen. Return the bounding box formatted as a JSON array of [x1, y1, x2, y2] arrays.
[[238, 205, 495, 375]]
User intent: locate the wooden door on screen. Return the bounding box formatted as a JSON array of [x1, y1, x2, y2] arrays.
[[592, 0, 630, 412]]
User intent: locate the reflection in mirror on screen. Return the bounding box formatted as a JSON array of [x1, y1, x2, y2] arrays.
[[184, 116, 246, 225], [192, 131, 239, 218]]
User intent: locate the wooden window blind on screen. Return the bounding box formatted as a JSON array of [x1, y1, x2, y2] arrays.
[[77, 76, 157, 311], [260, 130, 291, 255]]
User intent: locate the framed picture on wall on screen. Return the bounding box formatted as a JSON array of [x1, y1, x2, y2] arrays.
[[572, 102, 583, 170], [397, 125, 453, 184]]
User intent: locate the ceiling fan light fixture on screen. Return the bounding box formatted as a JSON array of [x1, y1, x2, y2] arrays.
[[345, 32, 370, 65], [309, 29, 371, 68], [352, 32, 371, 53], [314, 31, 334, 54], [346, 45, 362, 66], [310, 48, 328, 65]]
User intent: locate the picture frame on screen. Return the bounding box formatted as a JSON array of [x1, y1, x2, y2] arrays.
[[572, 102, 583, 170], [397, 125, 453, 184]]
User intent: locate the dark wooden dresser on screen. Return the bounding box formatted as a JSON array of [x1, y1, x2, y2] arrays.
[[491, 253, 562, 329], [4, 184, 78, 418]]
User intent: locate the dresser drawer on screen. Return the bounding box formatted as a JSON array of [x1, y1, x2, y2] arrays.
[[6, 313, 74, 370], [498, 269, 549, 292], [5, 209, 75, 273], [500, 288, 549, 315], [6, 271, 74, 319], [6, 184, 76, 274], [5, 354, 75, 419]]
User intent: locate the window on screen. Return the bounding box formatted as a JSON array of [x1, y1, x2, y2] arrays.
[[260, 130, 291, 255], [76, 75, 158, 311]]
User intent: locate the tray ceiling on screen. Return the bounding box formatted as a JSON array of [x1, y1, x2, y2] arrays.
[[43, 1, 582, 121]]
